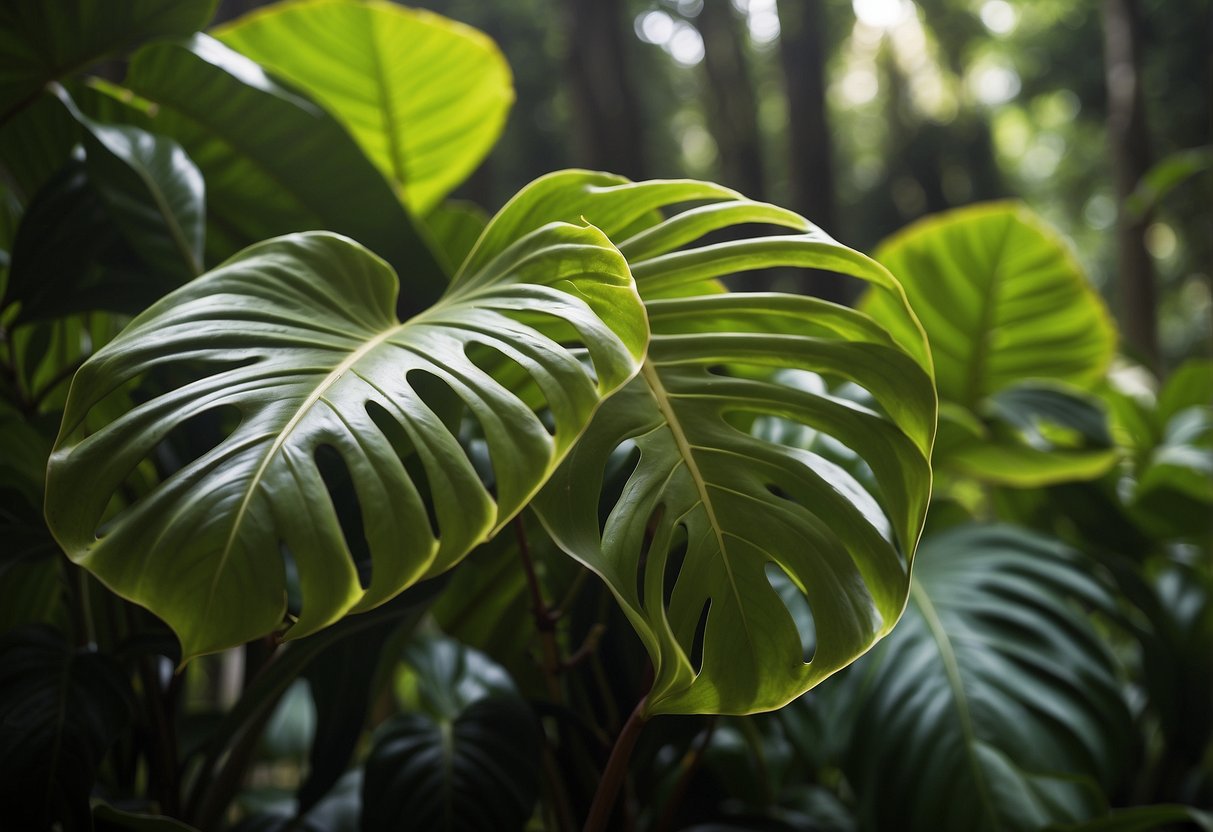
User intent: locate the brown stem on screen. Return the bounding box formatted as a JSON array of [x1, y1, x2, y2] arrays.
[[583, 696, 648, 832], [653, 719, 717, 832], [514, 517, 564, 702]]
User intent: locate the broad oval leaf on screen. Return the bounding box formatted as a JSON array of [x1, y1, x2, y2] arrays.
[[78, 34, 446, 313], [0, 0, 215, 121], [217, 0, 513, 216], [522, 172, 936, 715], [839, 525, 1133, 832], [863, 201, 1116, 408], [45, 222, 646, 660]]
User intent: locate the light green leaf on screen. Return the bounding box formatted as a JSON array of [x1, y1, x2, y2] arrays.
[[45, 221, 646, 660], [0, 0, 215, 122], [840, 525, 1133, 832], [519, 172, 935, 715], [78, 34, 446, 312], [864, 201, 1116, 408], [217, 0, 512, 216]]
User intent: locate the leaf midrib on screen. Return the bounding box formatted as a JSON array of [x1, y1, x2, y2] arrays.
[[208, 320, 406, 604], [909, 578, 1001, 831], [639, 361, 754, 654]]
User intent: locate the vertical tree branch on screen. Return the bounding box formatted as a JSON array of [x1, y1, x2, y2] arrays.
[[1103, 0, 1159, 370], [583, 696, 649, 832]]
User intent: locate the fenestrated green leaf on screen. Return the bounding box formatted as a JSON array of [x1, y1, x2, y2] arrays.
[[216, 0, 513, 216], [840, 525, 1133, 832], [78, 34, 446, 313], [0, 624, 135, 831], [515, 172, 936, 715], [0, 0, 215, 122], [863, 201, 1116, 408], [45, 219, 647, 660]]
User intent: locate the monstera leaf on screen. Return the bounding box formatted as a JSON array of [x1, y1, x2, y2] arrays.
[[839, 525, 1133, 832], [514, 172, 936, 715], [217, 0, 513, 216], [45, 210, 646, 659], [864, 202, 1118, 487]]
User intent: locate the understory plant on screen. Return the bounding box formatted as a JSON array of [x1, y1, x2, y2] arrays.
[[0, 2, 1208, 832]]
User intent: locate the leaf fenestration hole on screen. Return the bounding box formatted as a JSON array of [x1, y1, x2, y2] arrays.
[[765, 562, 817, 664], [314, 444, 372, 590], [662, 522, 690, 609], [690, 598, 711, 674], [636, 502, 666, 608], [365, 400, 440, 540]]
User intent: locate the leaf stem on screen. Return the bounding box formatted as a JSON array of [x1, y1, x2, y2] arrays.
[[583, 696, 648, 832], [514, 516, 563, 702]]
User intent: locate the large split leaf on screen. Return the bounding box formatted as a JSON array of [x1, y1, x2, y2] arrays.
[[79, 34, 446, 312], [0, 0, 215, 121], [515, 171, 936, 715], [45, 219, 646, 660], [217, 0, 513, 216], [839, 525, 1133, 832], [864, 201, 1115, 407]]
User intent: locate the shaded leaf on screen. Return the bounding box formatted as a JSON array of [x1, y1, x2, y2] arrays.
[[0, 624, 134, 830], [841, 525, 1133, 832]]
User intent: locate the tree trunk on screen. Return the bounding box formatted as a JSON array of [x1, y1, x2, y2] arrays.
[[698, 0, 766, 199], [563, 0, 647, 179], [777, 0, 851, 302], [1103, 0, 1159, 370]]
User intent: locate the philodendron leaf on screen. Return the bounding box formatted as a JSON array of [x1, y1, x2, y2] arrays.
[[0, 624, 135, 831], [364, 638, 540, 832], [840, 525, 1133, 832], [217, 0, 513, 216], [863, 201, 1116, 408], [939, 382, 1119, 487], [0, 0, 216, 122], [79, 34, 447, 312], [511, 172, 935, 715], [45, 220, 646, 660]]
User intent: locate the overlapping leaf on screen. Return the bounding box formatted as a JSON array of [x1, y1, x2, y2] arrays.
[[515, 172, 935, 715], [839, 525, 1133, 832], [45, 216, 647, 660], [79, 34, 446, 311], [217, 0, 513, 215]]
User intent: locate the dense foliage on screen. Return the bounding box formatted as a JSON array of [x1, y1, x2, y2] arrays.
[[0, 2, 1209, 831]]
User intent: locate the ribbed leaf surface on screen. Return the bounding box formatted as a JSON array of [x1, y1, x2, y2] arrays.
[[45, 219, 646, 660], [217, 0, 513, 215], [520, 172, 936, 714]]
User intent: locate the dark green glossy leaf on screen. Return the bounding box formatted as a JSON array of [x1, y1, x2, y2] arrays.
[[46, 219, 646, 659], [0, 0, 215, 122], [841, 525, 1133, 832], [363, 678, 539, 832], [1048, 804, 1213, 832], [79, 34, 446, 313], [0, 624, 134, 830]]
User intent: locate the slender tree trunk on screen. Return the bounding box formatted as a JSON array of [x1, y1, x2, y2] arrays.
[[698, 0, 765, 199], [777, 0, 853, 302], [563, 0, 647, 179], [1103, 0, 1159, 370]]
